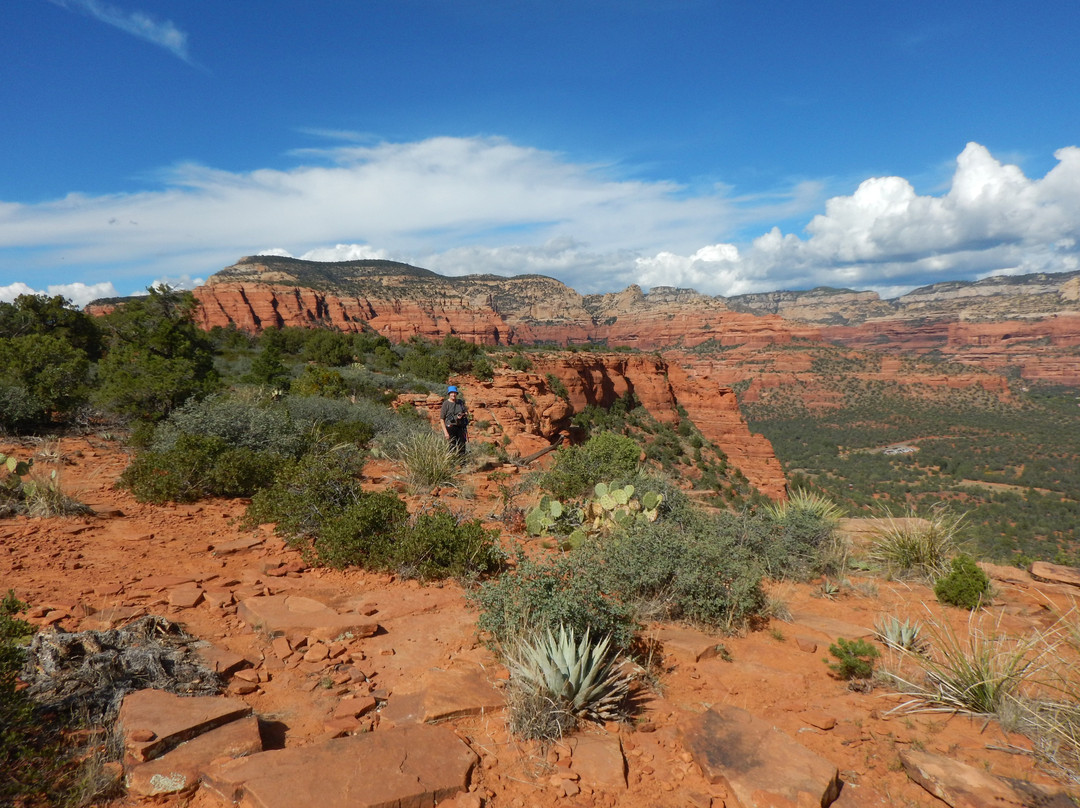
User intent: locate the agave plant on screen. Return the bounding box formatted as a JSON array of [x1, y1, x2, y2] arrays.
[[506, 624, 631, 726], [875, 615, 927, 654]]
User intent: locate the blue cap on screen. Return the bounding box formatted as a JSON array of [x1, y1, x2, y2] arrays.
[[447, 385, 458, 393]]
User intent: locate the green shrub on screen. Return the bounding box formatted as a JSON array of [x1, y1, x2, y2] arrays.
[[827, 637, 880, 680], [934, 555, 990, 609], [121, 434, 283, 503], [0, 293, 102, 359], [540, 431, 642, 500], [0, 334, 91, 432], [392, 507, 503, 580], [245, 446, 368, 543], [95, 286, 220, 422], [545, 373, 570, 400], [241, 343, 292, 389], [474, 551, 635, 652], [303, 329, 354, 366], [313, 491, 409, 568], [319, 419, 376, 447], [292, 365, 349, 398], [472, 355, 495, 382]]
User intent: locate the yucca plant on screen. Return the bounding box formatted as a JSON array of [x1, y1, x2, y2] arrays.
[[866, 504, 963, 581], [505, 624, 632, 739], [874, 616, 927, 654], [766, 489, 845, 525], [392, 430, 460, 492], [886, 612, 1057, 716]]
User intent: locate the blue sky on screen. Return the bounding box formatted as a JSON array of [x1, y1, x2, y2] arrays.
[[3, 0, 1079, 307]]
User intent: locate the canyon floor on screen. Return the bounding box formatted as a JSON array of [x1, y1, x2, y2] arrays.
[[3, 434, 1080, 808]]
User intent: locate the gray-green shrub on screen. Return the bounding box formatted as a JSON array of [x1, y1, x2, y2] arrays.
[[151, 394, 308, 458], [580, 511, 766, 629], [474, 551, 636, 652]]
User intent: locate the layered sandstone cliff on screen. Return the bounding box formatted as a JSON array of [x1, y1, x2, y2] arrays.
[[194, 256, 818, 349]]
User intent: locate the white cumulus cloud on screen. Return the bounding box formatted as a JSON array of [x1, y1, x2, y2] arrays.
[[0, 281, 117, 308], [1, 138, 1078, 300], [633, 143, 1080, 296]]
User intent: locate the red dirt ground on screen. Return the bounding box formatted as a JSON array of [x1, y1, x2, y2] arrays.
[[2, 434, 1077, 807]]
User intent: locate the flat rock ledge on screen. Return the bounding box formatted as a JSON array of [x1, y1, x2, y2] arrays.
[[203, 724, 478, 808], [900, 749, 1074, 808], [117, 689, 261, 797], [237, 594, 379, 642], [681, 704, 842, 808]]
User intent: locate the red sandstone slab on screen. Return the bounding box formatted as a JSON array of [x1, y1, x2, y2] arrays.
[[237, 595, 379, 641], [139, 575, 199, 591], [210, 535, 265, 555], [196, 644, 251, 676], [169, 585, 204, 608], [1030, 561, 1080, 588], [569, 734, 626, 790], [118, 689, 252, 762], [380, 666, 504, 725], [202, 724, 477, 808], [654, 625, 728, 664], [900, 749, 1073, 808], [681, 705, 842, 808], [125, 715, 262, 797]]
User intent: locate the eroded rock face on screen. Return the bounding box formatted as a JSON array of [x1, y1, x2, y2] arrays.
[[191, 257, 817, 350], [404, 354, 788, 499]]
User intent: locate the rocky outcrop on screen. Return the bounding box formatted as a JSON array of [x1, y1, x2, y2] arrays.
[[405, 353, 788, 500]]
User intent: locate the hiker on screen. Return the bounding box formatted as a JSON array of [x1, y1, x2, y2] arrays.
[[440, 384, 469, 456]]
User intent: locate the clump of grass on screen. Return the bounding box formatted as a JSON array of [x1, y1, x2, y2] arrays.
[[0, 452, 90, 518], [23, 470, 92, 518], [885, 613, 1057, 716], [766, 488, 845, 525], [866, 505, 963, 581], [392, 430, 460, 492]]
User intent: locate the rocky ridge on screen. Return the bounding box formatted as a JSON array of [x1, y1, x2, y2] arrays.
[[190, 257, 1080, 385], [403, 354, 786, 499]]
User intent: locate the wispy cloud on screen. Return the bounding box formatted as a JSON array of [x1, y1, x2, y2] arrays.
[[46, 0, 192, 63]]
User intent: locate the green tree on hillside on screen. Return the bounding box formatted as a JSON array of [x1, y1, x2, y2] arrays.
[[0, 294, 102, 359], [0, 295, 98, 430], [95, 286, 220, 422]]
